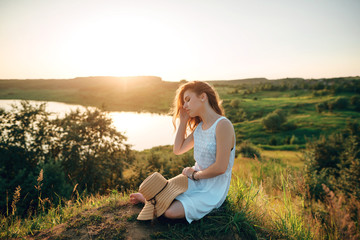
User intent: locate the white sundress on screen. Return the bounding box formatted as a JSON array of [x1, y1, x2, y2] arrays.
[[175, 116, 235, 223]]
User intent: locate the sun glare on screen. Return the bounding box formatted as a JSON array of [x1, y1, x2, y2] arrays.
[[110, 112, 174, 150], [60, 14, 192, 78]]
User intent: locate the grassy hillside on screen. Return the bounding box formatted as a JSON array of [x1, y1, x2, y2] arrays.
[[1, 147, 311, 240], [0, 76, 178, 113], [5, 144, 351, 239], [229, 91, 360, 147], [1, 76, 360, 239]]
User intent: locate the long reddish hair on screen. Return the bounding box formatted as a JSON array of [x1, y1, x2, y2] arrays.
[[172, 81, 224, 132]]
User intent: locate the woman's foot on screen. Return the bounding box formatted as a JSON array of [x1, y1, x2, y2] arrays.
[[129, 192, 145, 204]]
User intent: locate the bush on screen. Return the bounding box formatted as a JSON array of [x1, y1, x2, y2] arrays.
[[350, 95, 360, 111], [237, 141, 261, 159], [330, 97, 349, 110], [290, 134, 298, 144], [350, 95, 360, 105], [225, 108, 247, 123], [282, 122, 297, 131], [315, 102, 328, 113], [304, 122, 360, 201], [269, 137, 277, 146], [312, 89, 331, 97], [230, 99, 240, 108], [303, 124, 360, 239], [283, 136, 291, 144], [262, 109, 287, 132], [0, 101, 133, 216], [250, 110, 264, 120]]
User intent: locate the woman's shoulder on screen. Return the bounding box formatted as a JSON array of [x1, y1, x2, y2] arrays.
[[216, 117, 234, 132]]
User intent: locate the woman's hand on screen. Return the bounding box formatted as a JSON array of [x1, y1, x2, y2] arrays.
[[179, 107, 190, 124], [182, 167, 194, 178]]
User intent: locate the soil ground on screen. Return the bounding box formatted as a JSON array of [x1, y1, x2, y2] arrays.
[[23, 201, 178, 240]]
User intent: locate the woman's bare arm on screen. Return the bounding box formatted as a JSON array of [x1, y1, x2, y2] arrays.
[[173, 108, 194, 155], [183, 119, 234, 179]]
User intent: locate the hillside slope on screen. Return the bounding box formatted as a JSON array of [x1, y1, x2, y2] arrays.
[[23, 198, 237, 240]]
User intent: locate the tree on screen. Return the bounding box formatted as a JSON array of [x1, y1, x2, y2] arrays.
[[262, 109, 287, 132], [304, 121, 360, 201], [0, 101, 133, 216], [350, 95, 360, 111], [332, 97, 349, 110]]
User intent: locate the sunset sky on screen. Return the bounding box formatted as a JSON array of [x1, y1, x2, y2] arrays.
[[0, 0, 359, 81]]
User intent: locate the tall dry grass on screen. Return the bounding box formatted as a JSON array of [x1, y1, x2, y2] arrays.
[[231, 151, 360, 239]]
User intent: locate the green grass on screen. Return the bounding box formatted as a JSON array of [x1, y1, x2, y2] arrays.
[[1, 146, 354, 239], [230, 153, 318, 239], [231, 94, 360, 146], [0, 88, 81, 103]]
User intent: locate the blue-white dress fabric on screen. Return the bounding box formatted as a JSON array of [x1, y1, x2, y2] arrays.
[[175, 116, 235, 223]]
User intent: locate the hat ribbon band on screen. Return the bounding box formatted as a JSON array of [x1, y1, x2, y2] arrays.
[[148, 181, 168, 220]]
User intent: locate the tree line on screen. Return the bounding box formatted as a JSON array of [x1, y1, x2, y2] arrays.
[[0, 101, 133, 217], [0, 101, 193, 218]]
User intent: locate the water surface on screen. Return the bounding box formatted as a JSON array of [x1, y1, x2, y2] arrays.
[[0, 100, 174, 151]]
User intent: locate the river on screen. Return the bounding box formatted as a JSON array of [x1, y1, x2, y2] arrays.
[[0, 100, 175, 151]]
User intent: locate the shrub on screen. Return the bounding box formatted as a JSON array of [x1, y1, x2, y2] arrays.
[[350, 95, 360, 111], [304, 124, 360, 239], [282, 122, 297, 131], [262, 109, 287, 132], [250, 110, 264, 119], [350, 95, 360, 105], [269, 137, 277, 146], [312, 89, 331, 97], [290, 134, 298, 144], [237, 141, 261, 159], [225, 108, 247, 123], [0, 101, 132, 216], [315, 102, 328, 113], [330, 97, 349, 110], [304, 122, 360, 201], [230, 99, 240, 108], [283, 136, 291, 144]]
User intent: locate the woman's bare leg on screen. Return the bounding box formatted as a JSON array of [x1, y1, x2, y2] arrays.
[[129, 193, 145, 204], [163, 200, 185, 219]]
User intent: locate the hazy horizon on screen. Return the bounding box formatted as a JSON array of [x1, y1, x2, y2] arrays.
[[0, 75, 359, 82], [1, 0, 359, 82]]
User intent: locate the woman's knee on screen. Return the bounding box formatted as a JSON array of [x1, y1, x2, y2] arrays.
[[163, 201, 185, 219], [164, 208, 176, 219]]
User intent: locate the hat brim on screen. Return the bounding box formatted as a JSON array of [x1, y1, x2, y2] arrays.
[[137, 174, 188, 220]]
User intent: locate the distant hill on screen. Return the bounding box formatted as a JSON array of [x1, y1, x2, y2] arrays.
[[208, 78, 269, 86], [0, 75, 359, 113], [0, 76, 163, 90]]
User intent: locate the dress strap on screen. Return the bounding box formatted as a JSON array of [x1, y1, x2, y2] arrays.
[[199, 116, 227, 132], [214, 116, 226, 126]]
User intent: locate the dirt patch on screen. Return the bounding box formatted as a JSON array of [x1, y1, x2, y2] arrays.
[[24, 202, 170, 240]]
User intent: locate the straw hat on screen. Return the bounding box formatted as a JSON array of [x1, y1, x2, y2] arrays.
[[137, 172, 188, 220]]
